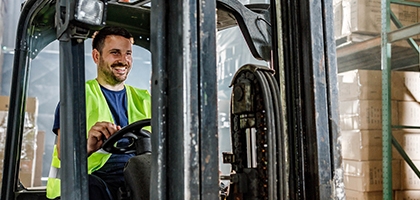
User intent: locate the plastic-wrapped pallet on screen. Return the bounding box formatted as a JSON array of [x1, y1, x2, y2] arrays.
[[0, 96, 38, 188]]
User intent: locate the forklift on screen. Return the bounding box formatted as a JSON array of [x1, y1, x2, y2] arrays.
[[0, 0, 341, 199]]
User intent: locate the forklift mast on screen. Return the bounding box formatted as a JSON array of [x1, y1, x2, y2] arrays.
[[0, 0, 341, 199]]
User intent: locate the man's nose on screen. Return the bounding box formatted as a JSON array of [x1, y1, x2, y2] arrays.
[[117, 54, 130, 65], [116, 56, 129, 65], [117, 60, 128, 66]]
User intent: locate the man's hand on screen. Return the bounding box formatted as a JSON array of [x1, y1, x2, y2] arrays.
[[87, 121, 121, 156]]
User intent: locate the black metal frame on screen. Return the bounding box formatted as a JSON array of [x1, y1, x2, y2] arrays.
[[279, 0, 341, 199], [57, 34, 89, 199], [150, 0, 219, 198]]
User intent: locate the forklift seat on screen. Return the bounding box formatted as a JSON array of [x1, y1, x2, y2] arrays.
[[121, 128, 152, 200], [123, 153, 151, 200]]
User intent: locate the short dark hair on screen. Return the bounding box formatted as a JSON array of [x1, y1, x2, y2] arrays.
[[92, 26, 134, 53]]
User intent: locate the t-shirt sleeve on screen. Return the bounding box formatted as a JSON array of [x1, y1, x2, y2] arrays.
[[52, 102, 60, 135]]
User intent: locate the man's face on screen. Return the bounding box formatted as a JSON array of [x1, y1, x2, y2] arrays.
[[95, 35, 133, 85]]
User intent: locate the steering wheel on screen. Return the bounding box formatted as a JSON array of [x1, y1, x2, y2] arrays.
[[102, 118, 151, 154]]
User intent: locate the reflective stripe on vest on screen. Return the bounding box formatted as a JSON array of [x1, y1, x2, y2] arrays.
[[46, 79, 151, 199]]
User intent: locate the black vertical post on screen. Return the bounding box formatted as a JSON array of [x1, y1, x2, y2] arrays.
[[1, 0, 37, 199], [199, 0, 219, 198], [279, 0, 338, 199], [280, 0, 306, 198], [270, 0, 290, 198], [0, 19, 31, 200], [151, 0, 219, 198], [150, 0, 168, 198], [59, 37, 88, 200]]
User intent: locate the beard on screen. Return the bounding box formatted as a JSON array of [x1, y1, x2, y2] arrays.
[[98, 58, 129, 85]]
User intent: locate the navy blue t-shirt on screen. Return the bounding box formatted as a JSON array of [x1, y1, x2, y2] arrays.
[[52, 86, 128, 132], [52, 85, 134, 173]]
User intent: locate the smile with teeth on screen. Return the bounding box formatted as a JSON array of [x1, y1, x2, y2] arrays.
[[113, 67, 127, 74]]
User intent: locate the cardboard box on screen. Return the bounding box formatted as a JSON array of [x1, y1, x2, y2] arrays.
[[398, 101, 420, 126], [345, 189, 384, 200], [390, 4, 420, 35], [338, 69, 382, 101], [0, 96, 38, 122], [343, 159, 401, 191], [389, 3, 420, 48], [339, 100, 398, 130], [338, 69, 406, 101], [33, 131, 44, 187], [401, 161, 420, 189], [397, 132, 420, 160], [334, 1, 376, 43], [341, 0, 420, 32], [392, 71, 420, 102], [334, 0, 343, 39], [19, 159, 34, 187], [395, 190, 420, 199], [342, 0, 381, 35], [335, 0, 420, 42], [341, 130, 403, 160]]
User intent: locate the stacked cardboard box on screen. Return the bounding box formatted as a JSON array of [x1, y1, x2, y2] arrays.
[[334, 0, 420, 46], [0, 96, 38, 188], [391, 71, 420, 199], [339, 69, 420, 199], [338, 69, 402, 199]]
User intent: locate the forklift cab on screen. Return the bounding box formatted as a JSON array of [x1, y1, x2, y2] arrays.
[[0, 0, 277, 199]]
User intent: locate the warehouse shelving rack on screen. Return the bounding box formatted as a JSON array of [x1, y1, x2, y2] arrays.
[[336, 0, 420, 199], [381, 1, 420, 199]]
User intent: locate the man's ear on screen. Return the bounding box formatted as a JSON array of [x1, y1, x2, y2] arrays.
[[92, 49, 100, 64]]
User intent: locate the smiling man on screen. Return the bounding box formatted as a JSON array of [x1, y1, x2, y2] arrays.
[[46, 26, 152, 200]]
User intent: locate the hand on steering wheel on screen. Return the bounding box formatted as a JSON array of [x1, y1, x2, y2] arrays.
[[102, 118, 151, 154]]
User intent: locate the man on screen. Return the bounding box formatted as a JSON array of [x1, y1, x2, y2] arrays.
[[46, 26, 151, 200]]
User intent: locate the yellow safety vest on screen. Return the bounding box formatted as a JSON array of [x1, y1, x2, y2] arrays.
[[46, 79, 151, 199]]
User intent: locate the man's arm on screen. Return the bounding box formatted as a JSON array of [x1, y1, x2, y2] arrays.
[[54, 122, 121, 159]]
